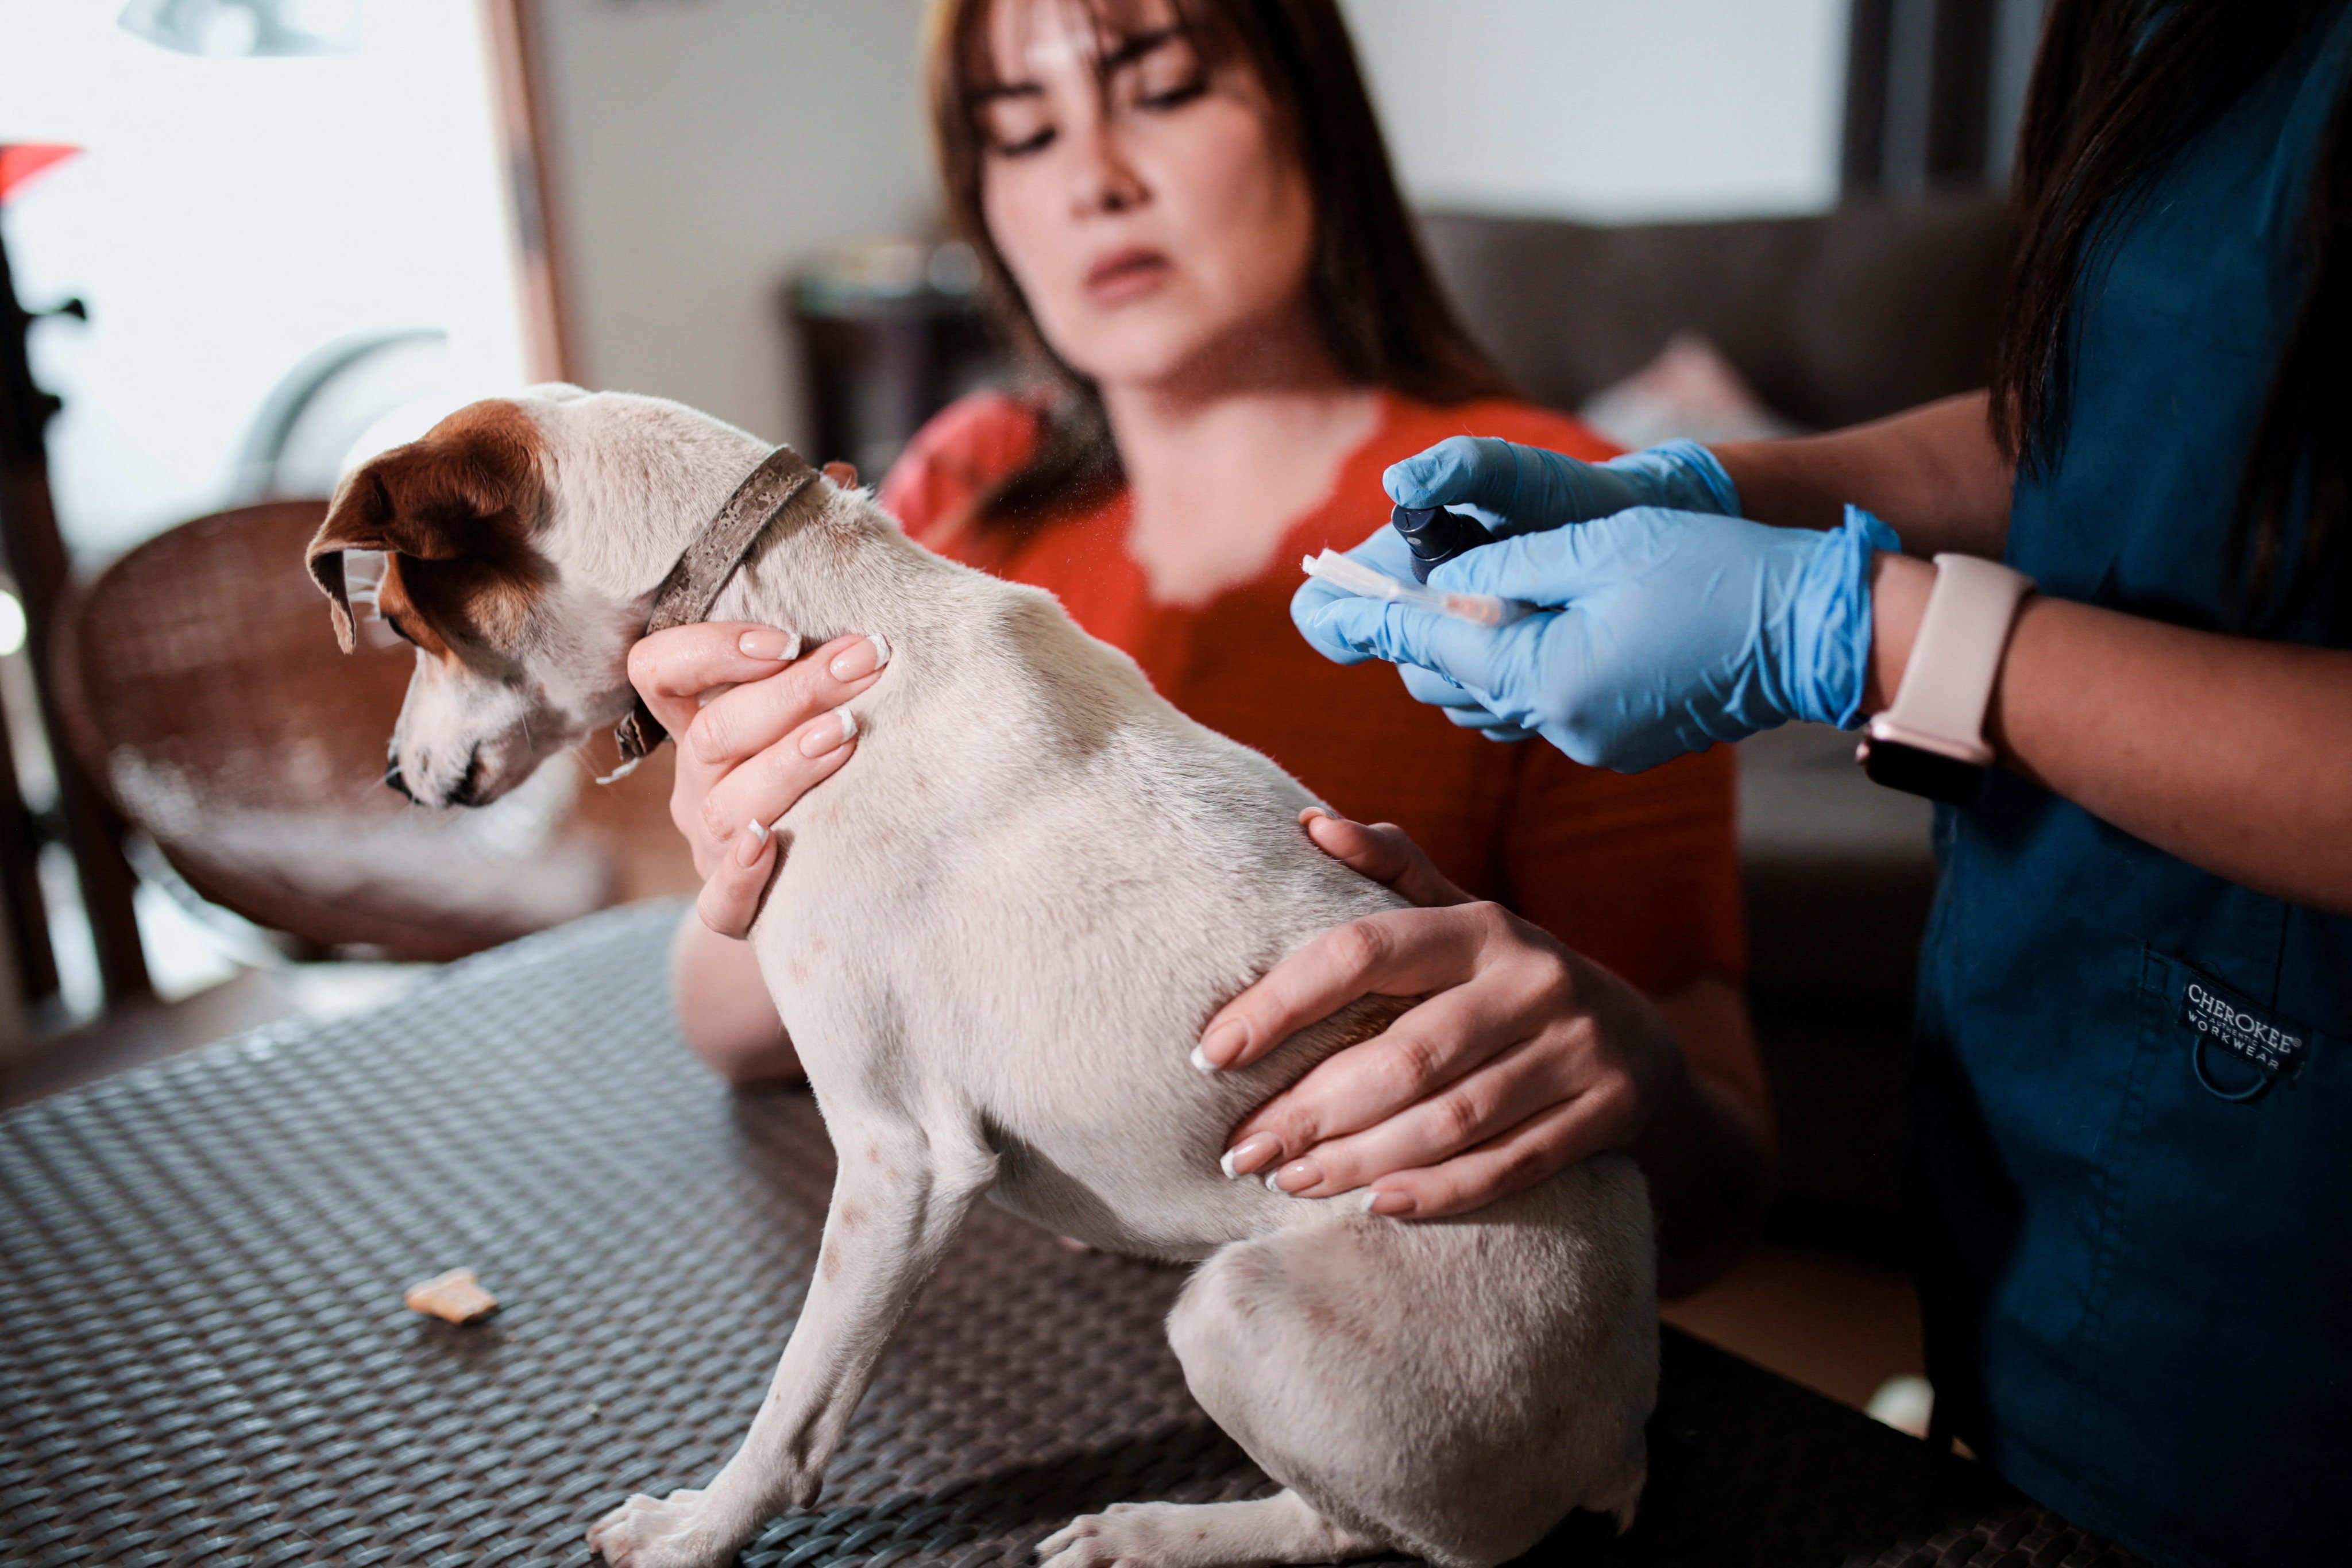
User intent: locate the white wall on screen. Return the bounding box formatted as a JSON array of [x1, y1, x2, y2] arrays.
[[534, 0, 939, 447], [1340, 0, 1851, 222], [535, 0, 1852, 448]]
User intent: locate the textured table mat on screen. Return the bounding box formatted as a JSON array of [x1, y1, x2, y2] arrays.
[[0, 901, 2139, 1567]]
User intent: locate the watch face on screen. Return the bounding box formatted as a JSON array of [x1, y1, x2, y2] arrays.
[[1859, 737, 1987, 805]]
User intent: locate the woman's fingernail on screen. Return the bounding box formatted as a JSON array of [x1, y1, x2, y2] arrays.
[[1269, 1157, 1322, 1195], [1364, 1189, 1415, 1218], [829, 632, 892, 681], [1195, 1018, 1248, 1071], [736, 819, 771, 866], [1219, 1133, 1280, 1179], [800, 706, 858, 756], [739, 628, 800, 660]]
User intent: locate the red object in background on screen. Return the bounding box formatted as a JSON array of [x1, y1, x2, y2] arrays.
[[0, 145, 80, 204]]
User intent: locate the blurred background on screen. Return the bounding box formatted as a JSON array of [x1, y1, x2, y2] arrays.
[[0, 0, 2045, 1430]]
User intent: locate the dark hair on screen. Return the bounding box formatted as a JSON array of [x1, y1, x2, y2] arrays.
[[922, 0, 1513, 535], [1992, 0, 2352, 633]]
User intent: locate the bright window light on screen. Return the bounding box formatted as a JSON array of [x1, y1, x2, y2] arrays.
[[1, 0, 530, 554]]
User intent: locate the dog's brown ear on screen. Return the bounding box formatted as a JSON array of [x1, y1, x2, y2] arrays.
[[306, 400, 544, 652]]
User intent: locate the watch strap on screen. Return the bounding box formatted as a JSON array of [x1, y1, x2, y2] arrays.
[[1873, 553, 2034, 764]]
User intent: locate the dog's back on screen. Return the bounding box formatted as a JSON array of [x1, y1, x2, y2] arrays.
[[732, 543, 1416, 1258]]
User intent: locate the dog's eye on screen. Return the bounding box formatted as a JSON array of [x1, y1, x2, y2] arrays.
[[381, 612, 418, 646]]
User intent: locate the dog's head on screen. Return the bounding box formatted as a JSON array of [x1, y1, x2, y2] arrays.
[[308, 391, 646, 808]]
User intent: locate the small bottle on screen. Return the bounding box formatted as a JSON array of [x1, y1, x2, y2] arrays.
[[1391, 504, 1493, 582]]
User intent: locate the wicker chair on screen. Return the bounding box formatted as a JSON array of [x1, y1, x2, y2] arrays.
[[49, 501, 693, 962]]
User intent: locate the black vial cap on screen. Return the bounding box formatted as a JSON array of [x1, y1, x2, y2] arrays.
[[1391, 504, 1493, 582]]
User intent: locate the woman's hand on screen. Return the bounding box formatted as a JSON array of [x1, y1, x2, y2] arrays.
[[1295, 503, 1898, 771], [627, 623, 891, 937], [1198, 809, 1686, 1218]]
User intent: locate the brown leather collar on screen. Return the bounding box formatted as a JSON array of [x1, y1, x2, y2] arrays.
[[609, 445, 824, 772]]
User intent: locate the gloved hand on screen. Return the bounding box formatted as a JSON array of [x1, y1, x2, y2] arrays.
[[1382, 435, 1742, 538], [1292, 435, 1749, 739], [1292, 504, 1900, 772], [1295, 516, 1539, 737]]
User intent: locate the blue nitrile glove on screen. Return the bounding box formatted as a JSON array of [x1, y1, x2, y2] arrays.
[[1382, 435, 1741, 538], [1293, 519, 1546, 738], [1300, 435, 1746, 738], [1292, 504, 1901, 772]]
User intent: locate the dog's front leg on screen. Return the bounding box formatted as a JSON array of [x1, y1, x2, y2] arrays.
[[588, 1119, 997, 1568]]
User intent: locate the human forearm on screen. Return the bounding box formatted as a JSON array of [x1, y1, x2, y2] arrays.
[[670, 913, 804, 1086], [1715, 392, 2013, 555], [1868, 553, 2352, 912]]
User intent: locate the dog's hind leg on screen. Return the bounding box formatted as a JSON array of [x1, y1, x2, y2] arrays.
[[1156, 1163, 1656, 1568], [1035, 1492, 1384, 1568]]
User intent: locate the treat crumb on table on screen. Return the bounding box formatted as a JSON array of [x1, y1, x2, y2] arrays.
[[404, 1266, 499, 1324]]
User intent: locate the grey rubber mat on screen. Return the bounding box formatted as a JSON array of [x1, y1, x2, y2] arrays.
[[0, 901, 2138, 1567]]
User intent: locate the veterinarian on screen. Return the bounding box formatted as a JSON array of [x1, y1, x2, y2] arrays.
[[1256, 4, 2352, 1565], [633, 0, 1779, 1295]]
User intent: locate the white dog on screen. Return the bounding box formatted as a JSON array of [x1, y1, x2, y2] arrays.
[[307, 387, 1657, 1568]]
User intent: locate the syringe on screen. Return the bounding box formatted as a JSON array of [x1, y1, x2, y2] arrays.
[[1300, 549, 1532, 628]]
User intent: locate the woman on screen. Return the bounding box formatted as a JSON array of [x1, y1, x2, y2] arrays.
[[633, 0, 1770, 1292], [1259, 2, 2352, 1563]]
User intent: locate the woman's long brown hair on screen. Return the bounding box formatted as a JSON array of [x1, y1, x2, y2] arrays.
[[1993, 0, 2352, 635], [922, 0, 1513, 536]]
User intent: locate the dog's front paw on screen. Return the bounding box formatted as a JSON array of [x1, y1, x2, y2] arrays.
[[587, 1488, 728, 1568]]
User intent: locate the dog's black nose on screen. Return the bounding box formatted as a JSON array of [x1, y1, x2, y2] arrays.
[[384, 758, 412, 800]]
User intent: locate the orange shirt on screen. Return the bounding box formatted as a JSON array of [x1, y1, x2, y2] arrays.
[[880, 391, 1745, 997]]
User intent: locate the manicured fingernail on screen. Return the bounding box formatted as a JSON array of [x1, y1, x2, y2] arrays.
[[739, 628, 799, 660], [1195, 1018, 1248, 1071], [829, 632, 891, 681], [1269, 1158, 1322, 1195], [736, 819, 771, 866], [800, 706, 858, 756], [1364, 1189, 1414, 1218], [1220, 1133, 1280, 1179]]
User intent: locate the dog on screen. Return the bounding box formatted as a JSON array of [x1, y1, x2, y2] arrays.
[[307, 386, 1657, 1568]]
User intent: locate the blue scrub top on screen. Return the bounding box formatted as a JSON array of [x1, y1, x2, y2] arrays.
[[1914, 9, 2352, 1565]]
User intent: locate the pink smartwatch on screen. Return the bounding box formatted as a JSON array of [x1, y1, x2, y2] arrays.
[[1856, 553, 2035, 805]]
